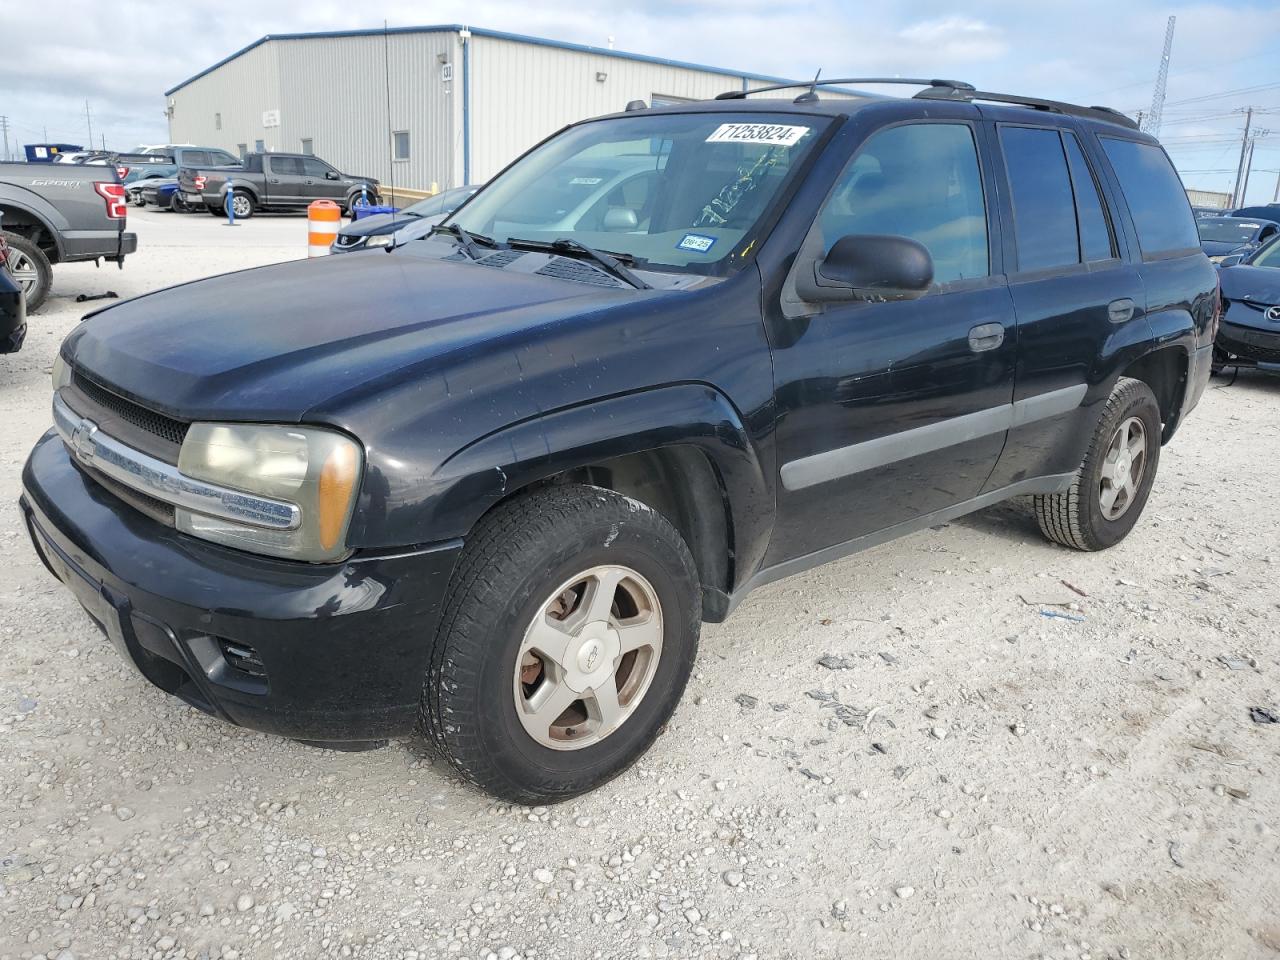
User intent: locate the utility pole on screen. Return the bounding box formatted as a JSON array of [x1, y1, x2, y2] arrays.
[[85, 101, 94, 150], [1273, 168, 1279, 203], [1233, 107, 1254, 208], [1142, 15, 1175, 137], [0, 116, 10, 161]]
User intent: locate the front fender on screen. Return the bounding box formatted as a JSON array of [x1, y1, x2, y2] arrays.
[[351, 383, 773, 583]]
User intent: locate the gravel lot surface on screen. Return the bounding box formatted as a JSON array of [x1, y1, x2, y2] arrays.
[[2, 209, 1279, 960]]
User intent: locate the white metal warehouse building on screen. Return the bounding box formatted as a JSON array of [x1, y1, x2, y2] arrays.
[[164, 25, 828, 192]]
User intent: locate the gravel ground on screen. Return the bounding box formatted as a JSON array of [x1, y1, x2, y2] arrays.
[[2, 209, 1279, 960]]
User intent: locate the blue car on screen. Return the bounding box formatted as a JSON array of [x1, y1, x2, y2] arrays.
[[1197, 216, 1279, 264], [1215, 234, 1280, 371], [140, 178, 189, 212]]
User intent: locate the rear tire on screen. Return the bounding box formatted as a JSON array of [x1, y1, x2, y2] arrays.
[[228, 191, 254, 220], [1033, 377, 1161, 551], [1, 232, 52, 313], [420, 484, 701, 804]]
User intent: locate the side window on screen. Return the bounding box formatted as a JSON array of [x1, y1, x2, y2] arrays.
[[301, 158, 332, 178], [270, 156, 301, 176], [184, 151, 210, 167], [817, 123, 989, 284], [1062, 133, 1116, 261], [211, 150, 238, 166], [1099, 137, 1199, 257], [1000, 126, 1078, 271]]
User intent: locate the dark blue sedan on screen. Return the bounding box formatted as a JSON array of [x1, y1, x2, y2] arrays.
[[1215, 234, 1280, 371], [1198, 216, 1280, 263]]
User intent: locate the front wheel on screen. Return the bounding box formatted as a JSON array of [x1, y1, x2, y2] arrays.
[[420, 484, 701, 803], [1033, 377, 1161, 551]]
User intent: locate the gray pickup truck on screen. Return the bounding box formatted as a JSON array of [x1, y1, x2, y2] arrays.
[[0, 162, 138, 312], [179, 153, 379, 220]]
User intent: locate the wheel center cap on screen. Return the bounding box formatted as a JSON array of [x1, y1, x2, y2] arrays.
[[564, 620, 620, 694], [577, 639, 603, 673], [1115, 452, 1130, 477]]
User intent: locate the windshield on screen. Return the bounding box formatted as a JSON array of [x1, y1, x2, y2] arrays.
[[449, 112, 829, 275], [1250, 236, 1280, 268], [403, 186, 476, 218], [1198, 219, 1260, 242]]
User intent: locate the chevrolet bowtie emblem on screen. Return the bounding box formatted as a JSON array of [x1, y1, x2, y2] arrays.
[[69, 418, 97, 463]]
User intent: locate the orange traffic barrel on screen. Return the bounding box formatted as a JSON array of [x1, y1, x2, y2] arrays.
[[307, 200, 341, 257]]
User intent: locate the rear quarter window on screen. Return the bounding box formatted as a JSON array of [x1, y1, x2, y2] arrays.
[[1099, 137, 1199, 258]]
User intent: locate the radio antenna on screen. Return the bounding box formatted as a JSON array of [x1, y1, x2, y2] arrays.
[[794, 69, 822, 103], [383, 20, 397, 224]]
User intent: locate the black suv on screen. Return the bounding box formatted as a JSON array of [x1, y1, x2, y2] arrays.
[[21, 79, 1217, 803]]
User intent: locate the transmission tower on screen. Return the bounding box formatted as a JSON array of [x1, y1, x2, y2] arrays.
[[1141, 16, 1176, 137]]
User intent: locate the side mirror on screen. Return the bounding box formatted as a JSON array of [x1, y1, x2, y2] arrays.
[[797, 234, 934, 303], [602, 207, 639, 232], [1217, 254, 1244, 268], [325, 170, 340, 181]]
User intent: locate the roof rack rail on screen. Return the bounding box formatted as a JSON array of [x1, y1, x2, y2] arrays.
[[714, 78, 975, 101], [913, 86, 1139, 130]]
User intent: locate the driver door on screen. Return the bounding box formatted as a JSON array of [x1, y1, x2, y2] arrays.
[[766, 118, 1017, 564]]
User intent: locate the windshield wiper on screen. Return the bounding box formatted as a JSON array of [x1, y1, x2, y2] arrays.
[[507, 237, 651, 290], [429, 222, 496, 260]]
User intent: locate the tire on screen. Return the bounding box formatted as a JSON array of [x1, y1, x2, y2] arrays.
[[1, 232, 52, 313], [421, 484, 701, 804], [206, 204, 223, 218], [168, 193, 186, 213], [1033, 377, 1161, 551], [348, 193, 374, 217], [228, 191, 254, 220]]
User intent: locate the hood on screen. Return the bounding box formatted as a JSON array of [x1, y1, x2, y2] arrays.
[[336, 212, 420, 238], [1220, 263, 1280, 305], [64, 251, 642, 423], [1200, 240, 1250, 257]]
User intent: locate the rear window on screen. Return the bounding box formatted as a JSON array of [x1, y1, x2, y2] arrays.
[[1000, 126, 1079, 271], [1099, 137, 1198, 257]]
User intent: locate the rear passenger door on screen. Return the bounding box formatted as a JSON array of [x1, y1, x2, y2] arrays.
[[981, 120, 1148, 492], [266, 156, 305, 205]]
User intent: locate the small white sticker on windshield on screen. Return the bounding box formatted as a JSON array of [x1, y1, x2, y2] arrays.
[[705, 123, 809, 147], [677, 233, 717, 253], [568, 177, 604, 185]]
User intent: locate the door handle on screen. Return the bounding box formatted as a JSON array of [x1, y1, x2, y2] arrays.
[[1108, 298, 1136, 324], [968, 322, 1005, 352]]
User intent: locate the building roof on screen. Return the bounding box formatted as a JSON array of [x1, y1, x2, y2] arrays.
[[164, 24, 807, 97]]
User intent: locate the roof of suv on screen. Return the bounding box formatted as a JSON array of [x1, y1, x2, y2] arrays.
[[609, 79, 1143, 134]]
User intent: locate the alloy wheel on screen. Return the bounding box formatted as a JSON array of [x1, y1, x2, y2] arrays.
[[1098, 416, 1147, 521], [512, 564, 663, 750]]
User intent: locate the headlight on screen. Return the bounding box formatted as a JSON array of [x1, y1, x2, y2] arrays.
[[51, 354, 72, 391], [366, 234, 394, 248], [176, 423, 362, 562]]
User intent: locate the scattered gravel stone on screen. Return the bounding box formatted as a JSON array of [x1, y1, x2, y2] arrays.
[[115, 806, 135, 822], [817, 655, 855, 670], [723, 870, 744, 887], [532, 868, 554, 884], [735, 693, 759, 709], [235, 893, 255, 913], [895, 886, 915, 900]]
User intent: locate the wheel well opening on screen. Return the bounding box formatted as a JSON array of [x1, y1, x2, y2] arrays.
[[1122, 347, 1187, 443], [517, 447, 734, 622], [0, 206, 56, 261]]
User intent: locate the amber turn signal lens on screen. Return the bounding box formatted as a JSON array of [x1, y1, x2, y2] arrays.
[[318, 441, 359, 551]]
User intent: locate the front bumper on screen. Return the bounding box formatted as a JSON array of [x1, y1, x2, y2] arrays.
[[1217, 318, 1280, 366], [21, 430, 462, 742]]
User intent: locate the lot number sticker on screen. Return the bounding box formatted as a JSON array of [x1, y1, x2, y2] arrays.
[[705, 123, 809, 147], [677, 233, 717, 253]]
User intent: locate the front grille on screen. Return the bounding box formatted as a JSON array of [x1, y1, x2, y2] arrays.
[[1218, 323, 1280, 364], [73, 372, 190, 445], [90, 468, 176, 527], [333, 234, 362, 248]]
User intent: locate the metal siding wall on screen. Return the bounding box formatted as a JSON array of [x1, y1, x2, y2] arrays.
[[468, 37, 753, 182], [276, 33, 459, 190], [168, 44, 281, 154]]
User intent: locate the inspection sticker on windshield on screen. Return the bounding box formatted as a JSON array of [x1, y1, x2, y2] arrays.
[[677, 233, 717, 253], [705, 123, 808, 146]]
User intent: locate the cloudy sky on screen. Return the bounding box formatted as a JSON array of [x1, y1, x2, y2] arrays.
[[2, 0, 1277, 202]]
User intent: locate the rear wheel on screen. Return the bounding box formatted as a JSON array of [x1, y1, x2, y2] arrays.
[[1, 232, 52, 313], [168, 193, 186, 213], [1033, 377, 1161, 551], [229, 191, 254, 220], [420, 484, 701, 803]]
